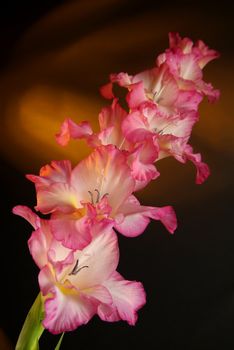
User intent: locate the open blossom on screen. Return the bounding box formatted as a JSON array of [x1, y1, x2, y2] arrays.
[[27, 145, 177, 250], [122, 102, 210, 184], [13, 206, 146, 334], [96, 33, 219, 184], [12, 32, 220, 347], [102, 32, 219, 107], [156, 32, 220, 102], [56, 99, 160, 190]]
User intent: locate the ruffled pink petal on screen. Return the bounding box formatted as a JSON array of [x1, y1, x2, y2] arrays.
[[180, 54, 203, 82], [122, 109, 152, 143], [98, 99, 128, 148], [28, 222, 53, 268], [129, 140, 159, 186], [110, 72, 132, 86], [39, 160, 72, 183], [56, 119, 93, 146], [183, 145, 210, 184], [127, 81, 147, 109], [175, 90, 203, 111], [169, 32, 193, 53], [12, 205, 40, 229], [98, 271, 146, 326], [50, 212, 92, 250], [12, 206, 52, 268], [43, 285, 96, 334], [68, 229, 119, 290], [71, 145, 135, 214], [47, 240, 74, 275], [196, 80, 220, 103], [115, 195, 177, 236], [39, 265, 55, 296], [194, 39, 220, 69], [35, 182, 78, 214], [83, 285, 113, 305]]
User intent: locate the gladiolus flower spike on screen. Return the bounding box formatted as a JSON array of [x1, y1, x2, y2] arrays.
[[13, 33, 219, 348]]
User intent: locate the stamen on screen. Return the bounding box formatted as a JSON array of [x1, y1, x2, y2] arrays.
[[88, 191, 94, 204], [68, 259, 89, 276], [94, 189, 100, 203]]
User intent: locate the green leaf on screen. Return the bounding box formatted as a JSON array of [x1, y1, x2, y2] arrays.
[[55, 333, 65, 350], [16, 293, 44, 350]]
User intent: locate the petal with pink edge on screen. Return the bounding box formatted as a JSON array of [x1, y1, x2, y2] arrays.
[[68, 229, 119, 290], [50, 212, 92, 250], [36, 182, 79, 214], [98, 271, 146, 326], [12, 205, 40, 229], [43, 285, 96, 334], [28, 222, 53, 269], [183, 145, 210, 184], [115, 195, 177, 236], [56, 119, 93, 146], [71, 145, 135, 215], [26, 160, 72, 192]]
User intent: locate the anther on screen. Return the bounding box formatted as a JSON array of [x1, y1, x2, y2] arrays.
[[94, 189, 100, 203], [68, 259, 89, 276], [88, 191, 94, 204]]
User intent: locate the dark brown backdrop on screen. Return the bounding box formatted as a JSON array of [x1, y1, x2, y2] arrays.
[[1, 1, 233, 349]]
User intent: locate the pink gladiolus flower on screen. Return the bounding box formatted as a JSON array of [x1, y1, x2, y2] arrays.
[[122, 102, 209, 184], [27, 145, 177, 249], [13, 206, 146, 334], [156, 33, 220, 103], [56, 99, 160, 190]]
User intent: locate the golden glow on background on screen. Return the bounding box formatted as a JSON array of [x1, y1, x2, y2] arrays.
[[0, 0, 232, 202]]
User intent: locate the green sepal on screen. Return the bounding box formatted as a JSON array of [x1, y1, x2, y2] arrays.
[[16, 293, 44, 350]]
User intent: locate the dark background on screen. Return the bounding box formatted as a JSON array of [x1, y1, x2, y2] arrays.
[[1, 1, 234, 349]]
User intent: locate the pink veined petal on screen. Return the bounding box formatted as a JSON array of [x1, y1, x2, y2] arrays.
[[83, 285, 113, 305], [127, 81, 147, 109], [12, 206, 54, 268], [39, 160, 72, 183], [50, 212, 92, 250], [168, 32, 193, 54], [42, 284, 96, 334], [26, 160, 72, 193], [175, 90, 203, 111], [110, 72, 132, 87], [194, 39, 220, 69], [177, 53, 203, 82], [122, 109, 152, 143], [183, 145, 210, 184], [97, 303, 120, 323], [115, 195, 177, 237], [98, 99, 128, 148], [196, 80, 220, 103], [159, 109, 198, 140], [98, 271, 146, 326], [71, 145, 135, 215], [68, 229, 119, 290], [28, 221, 53, 269], [12, 205, 40, 229], [39, 265, 56, 296], [56, 118, 93, 146], [153, 65, 179, 108], [36, 182, 79, 214], [129, 141, 159, 186]]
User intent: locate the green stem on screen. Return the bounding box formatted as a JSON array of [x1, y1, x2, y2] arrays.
[[16, 293, 44, 350]]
